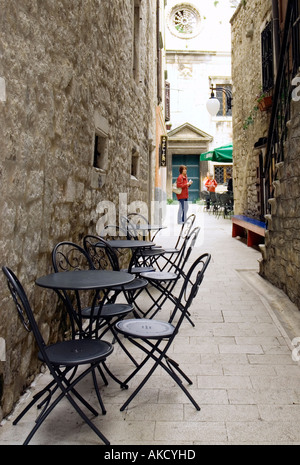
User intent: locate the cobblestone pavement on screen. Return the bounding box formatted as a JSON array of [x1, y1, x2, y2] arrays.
[[1, 204, 300, 445]]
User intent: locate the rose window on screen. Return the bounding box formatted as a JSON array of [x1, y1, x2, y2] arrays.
[[168, 4, 201, 39]]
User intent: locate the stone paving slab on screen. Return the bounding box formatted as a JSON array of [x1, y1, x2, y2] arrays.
[[1, 204, 300, 445]]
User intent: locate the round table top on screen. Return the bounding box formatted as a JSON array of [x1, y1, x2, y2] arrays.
[[106, 240, 155, 249], [36, 269, 134, 290]]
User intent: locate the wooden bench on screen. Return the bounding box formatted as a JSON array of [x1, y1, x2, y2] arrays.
[[232, 215, 266, 247]]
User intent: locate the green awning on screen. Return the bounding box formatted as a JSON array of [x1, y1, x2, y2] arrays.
[[200, 143, 233, 163]]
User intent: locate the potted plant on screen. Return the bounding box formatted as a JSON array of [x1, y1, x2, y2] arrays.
[[256, 89, 272, 111], [243, 88, 272, 129]]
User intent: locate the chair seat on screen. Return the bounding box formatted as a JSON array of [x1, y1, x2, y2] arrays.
[[81, 303, 133, 319], [122, 266, 155, 274], [139, 249, 165, 257], [111, 277, 148, 291], [116, 318, 175, 339], [140, 271, 177, 281], [40, 339, 114, 366], [161, 248, 179, 254]]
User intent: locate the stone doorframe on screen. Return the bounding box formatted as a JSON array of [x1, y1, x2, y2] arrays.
[[166, 122, 213, 198]]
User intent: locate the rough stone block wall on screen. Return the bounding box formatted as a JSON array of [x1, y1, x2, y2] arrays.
[[232, 1, 300, 311], [260, 98, 300, 309], [230, 0, 272, 218], [0, 0, 156, 419]]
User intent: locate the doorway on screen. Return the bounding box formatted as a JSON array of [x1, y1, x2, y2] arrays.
[[172, 154, 199, 202]]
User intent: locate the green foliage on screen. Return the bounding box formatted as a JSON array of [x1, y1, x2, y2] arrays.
[[242, 107, 258, 130], [243, 87, 270, 130]]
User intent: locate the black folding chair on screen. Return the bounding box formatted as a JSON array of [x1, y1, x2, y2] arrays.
[[114, 253, 211, 412], [127, 213, 151, 240], [83, 235, 149, 311], [2, 266, 112, 445], [133, 227, 201, 322], [151, 213, 196, 272], [99, 225, 155, 274], [209, 192, 219, 214], [218, 192, 234, 218], [127, 212, 162, 241], [120, 215, 166, 267], [52, 241, 137, 369]]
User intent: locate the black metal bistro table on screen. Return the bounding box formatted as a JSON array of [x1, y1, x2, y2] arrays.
[[36, 269, 135, 381], [105, 239, 158, 272], [105, 239, 155, 249], [36, 269, 135, 337], [36, 269, 134, 292], [36, 269, 136, 391]]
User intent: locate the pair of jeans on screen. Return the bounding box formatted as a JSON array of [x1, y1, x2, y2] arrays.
[[177, 198, 188, 224]]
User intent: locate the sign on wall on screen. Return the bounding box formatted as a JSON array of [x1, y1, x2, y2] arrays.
[[160, 135, 167, 167]]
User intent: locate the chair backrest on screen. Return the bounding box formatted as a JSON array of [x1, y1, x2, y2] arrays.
[[210, 191, 217, 203], [160, 214, 196, 273], [127, 213, 149, 226], [52, 241, 95, 272], [219, 192, 226, 206], [83, 235, 120, 271], [169, 253, 211, 326], [119, 216, 139, 240], [126, 213, 153, 240], [220, 192, 232, 206], [175, 213, 196, 249], [51, 242, 98, 337], [172, 226, 200, 274], [2, 266, 50, 364]]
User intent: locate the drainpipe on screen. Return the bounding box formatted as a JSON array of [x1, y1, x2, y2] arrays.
[[272, 0, 280, 74]]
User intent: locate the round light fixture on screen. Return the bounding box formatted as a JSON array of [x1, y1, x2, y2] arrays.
[[206, 97, 220, 117]]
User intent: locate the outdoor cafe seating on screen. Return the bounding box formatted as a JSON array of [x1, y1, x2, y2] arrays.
[[133, 227, 201, 324], [115, 253, 211, 412], [120, 215, 167, 266], [51, 241, 138, 368], [1, 213, 212, 445], [141, 213, 196, 273], [2, 266, 113, 445], [118, 212, 166, 242], [83, 234, 150, 310]]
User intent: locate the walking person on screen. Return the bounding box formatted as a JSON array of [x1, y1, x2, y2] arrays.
[[202, 171, 210, 208], [203, 172, 210, 191], [176, 165, 193, 224]]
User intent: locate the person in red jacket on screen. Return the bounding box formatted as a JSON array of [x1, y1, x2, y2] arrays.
[[204, 173, 218, 209], [176, 165, 193, 224]]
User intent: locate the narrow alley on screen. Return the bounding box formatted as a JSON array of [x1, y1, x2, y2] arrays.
[[1, 205, 300, 445]]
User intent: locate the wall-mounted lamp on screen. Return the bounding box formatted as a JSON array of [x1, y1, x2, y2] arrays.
[[206, 84, 232, 117]]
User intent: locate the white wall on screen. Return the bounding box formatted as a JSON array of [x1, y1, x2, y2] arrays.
[[165, 0, 235, 150]]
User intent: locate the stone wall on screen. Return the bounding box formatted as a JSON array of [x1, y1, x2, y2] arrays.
[[0, 0, 156, 419], [230, 0, 272, 218], [231, 0, 300, 312], [260, 97, 300, 309]]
